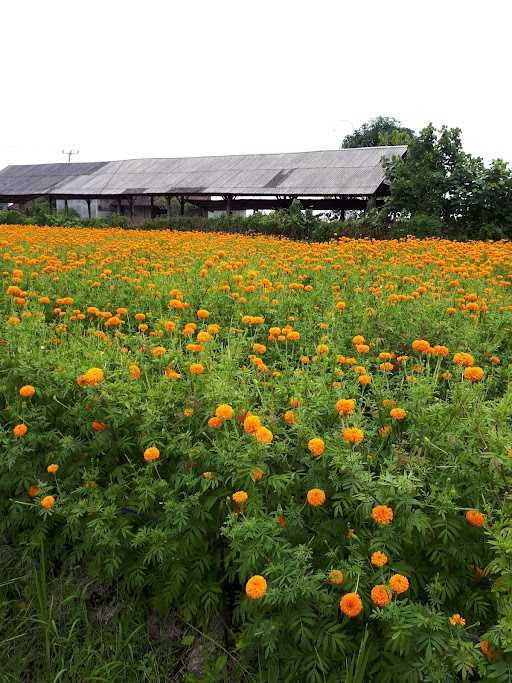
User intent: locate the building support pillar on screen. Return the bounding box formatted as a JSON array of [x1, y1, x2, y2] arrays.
[[64, 199, 69, 215], [226, 194, 232, 215], [366, 194, 377, 212], [86, 198, 91, 219], [150, 195, 154, 219], [179, 196, 185, 216], [129, 196, 134, 220], [166, 196, 171, 221], [117, 198, 122, 215]]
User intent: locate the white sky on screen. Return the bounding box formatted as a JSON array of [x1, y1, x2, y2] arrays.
[[1, 0, 510, 170]]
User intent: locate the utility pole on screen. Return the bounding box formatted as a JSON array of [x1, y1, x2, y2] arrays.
[[62, 149, 79, 163]]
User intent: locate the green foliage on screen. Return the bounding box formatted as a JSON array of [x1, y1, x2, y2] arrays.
[[342, 115, 415, 148], [2, 225, 512, 679], [385, 124, 512, 236]]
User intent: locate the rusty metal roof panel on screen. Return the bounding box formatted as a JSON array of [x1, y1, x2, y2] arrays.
[[0, 147, 406, 198]]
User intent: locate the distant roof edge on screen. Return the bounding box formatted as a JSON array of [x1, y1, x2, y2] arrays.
[[0, 146, 407, 198]]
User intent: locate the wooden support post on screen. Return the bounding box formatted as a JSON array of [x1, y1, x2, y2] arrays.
[[117, 198, 122, 215], [47, 196, 53, 213], [366, 194, 377, 212], [166, 196, 171, 220], [150, 195, 154, 219], [64, 199, 69, 215], [86, 199, 91, 219], [129, 196, 134, 219], [180, 196, 185, 216], [226, 195, 232, 215]]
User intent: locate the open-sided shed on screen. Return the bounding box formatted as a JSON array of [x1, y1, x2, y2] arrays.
[[0, 146, 406, 217]]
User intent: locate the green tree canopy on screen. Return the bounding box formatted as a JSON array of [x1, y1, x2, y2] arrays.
[[341, 116, 415, 148], [384, 123, 512, 234]]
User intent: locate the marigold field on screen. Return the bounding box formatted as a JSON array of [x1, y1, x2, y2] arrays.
[[1, 225, 512, 682]]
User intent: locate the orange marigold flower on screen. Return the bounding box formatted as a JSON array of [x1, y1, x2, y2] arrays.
[[251, 468, 264, 481], [47, 464, 59, 474], [371, 551, 389, 567], [411, 339, 430, 353], [232, 490, 248, 504], [453, 352, 475, 366], [463, 366, 484, 382], [164, 368, 182, 380], [276, 514, 286, 527], [129, 364, 141, 379], [19, 385, 36, 398], [252, 343, 266, 354], [389, 574, 409, 594], [284, 410, 295, 425], [480, 640, 498, 661], [208, 416, 224, 429], [308, 437, 325, 457], [79, 367, 104, 386], [92, 421, 106, 431], [190, 363, 204, 375], [152, 346, 166, 357], [215, 404, 234, 420], [372, 505, 394, 526], [356, 343, 370, 353], [371, 584, 391, 607], [307, 488, 326, 507], [352, 335, 365, 345], [41, 495, 55, 509], [390, 407, 407, 420], [449, 613, 466, 626], [244, 414, 261, 434], [379, 425, 391, 437], [340, 592, 363, 617], [245, 575, 267, 599], [336, 398, 356, 415], [432, 344, 449, 357], [13, 423, 28, 437], [28, 485, 41, 498], [329, 569, 344, 585], [358, 374, 372, 385], [255, 426, 273, 444], [342, 427, 364, 445], [143, 446, 160, 462], [466, 509, 485, 527], [183, 407, 194, 417], [489, 355, 500, 365], [196, 309, 210, 319]]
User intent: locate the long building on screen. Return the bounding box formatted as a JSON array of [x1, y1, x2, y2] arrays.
[[0, 146, 406, 220]]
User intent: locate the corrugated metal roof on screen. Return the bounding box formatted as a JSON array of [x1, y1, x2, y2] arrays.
[[0, 147, 406, 198]]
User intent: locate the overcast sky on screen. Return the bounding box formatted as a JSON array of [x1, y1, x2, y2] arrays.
[[1, 0, 510, 170]]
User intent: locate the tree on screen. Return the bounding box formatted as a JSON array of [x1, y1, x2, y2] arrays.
[[341, 116, 415, 148], [384, 123, 512, 235]]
